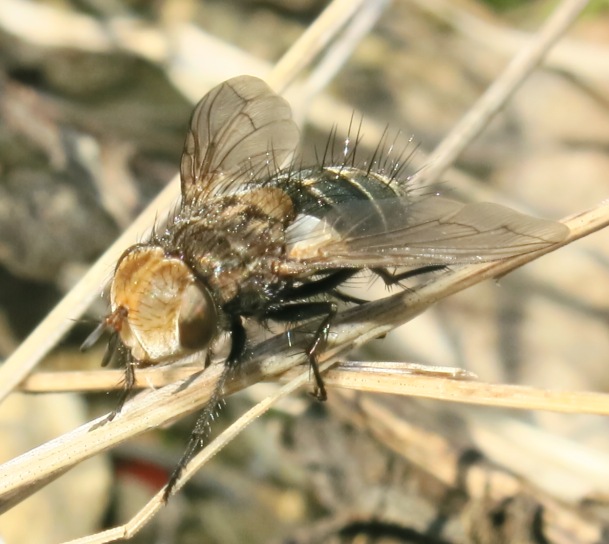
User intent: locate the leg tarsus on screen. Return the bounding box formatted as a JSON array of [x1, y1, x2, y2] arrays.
[[372, 265, 447, 287]]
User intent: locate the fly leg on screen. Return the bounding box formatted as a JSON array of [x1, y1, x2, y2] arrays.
[[305, 303, 336, 401], [372, 265, 447, 287], [90, 344, 134, 430], [266, 270, 361, 399], [318, 267, 447, 304], [305, 267, 447, 304], [273, 268, 365, 309], [330, 289, 368, 305], [264, 301, 337, 401], [164, 316, 246, 501]]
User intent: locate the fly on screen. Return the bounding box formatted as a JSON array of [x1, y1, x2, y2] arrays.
[[84, 75, 568, 497]]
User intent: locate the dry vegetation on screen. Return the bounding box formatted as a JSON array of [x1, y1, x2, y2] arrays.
[[0, 0, 609, 543]]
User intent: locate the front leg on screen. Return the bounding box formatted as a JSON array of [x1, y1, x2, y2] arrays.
[[90, 342, 133, 430], [225, 314, 247, 367], [165, 315, 246, 500]]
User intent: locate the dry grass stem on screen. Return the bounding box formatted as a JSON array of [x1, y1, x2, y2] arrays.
[[410, 0, 590, 188], [19, 361, 475, 393], [268, 0, 372, 93], [417, 0, 609, 83]]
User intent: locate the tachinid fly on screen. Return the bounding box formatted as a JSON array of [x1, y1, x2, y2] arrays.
[[86, 75, 568, 494]]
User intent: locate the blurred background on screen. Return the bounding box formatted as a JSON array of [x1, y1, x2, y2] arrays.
[[1, 0, 609, 542]]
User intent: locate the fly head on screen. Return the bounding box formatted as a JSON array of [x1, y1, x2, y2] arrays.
[[108, 245, 218, 364]]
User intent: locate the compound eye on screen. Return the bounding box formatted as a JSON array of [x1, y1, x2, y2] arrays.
[[178, 283, 218, 351]]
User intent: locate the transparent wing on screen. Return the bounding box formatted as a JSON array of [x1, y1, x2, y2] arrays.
[[180, 75, 300, 205], [287, 195, 568, 268]]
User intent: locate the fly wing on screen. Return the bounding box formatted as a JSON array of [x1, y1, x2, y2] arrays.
[[287, 195, 568, 268], [180, 75, 300, 206]]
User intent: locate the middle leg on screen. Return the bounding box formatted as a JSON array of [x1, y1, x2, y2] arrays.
[[264, 300, 337, 401]]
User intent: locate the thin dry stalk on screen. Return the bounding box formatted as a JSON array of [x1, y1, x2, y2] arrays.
[[410, 0, 590, 188], [417, 0, 609, 83], [268, 0, 372, 93]]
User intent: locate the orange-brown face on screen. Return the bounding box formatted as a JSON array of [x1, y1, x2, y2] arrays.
[[109, 246, 217, 364]]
